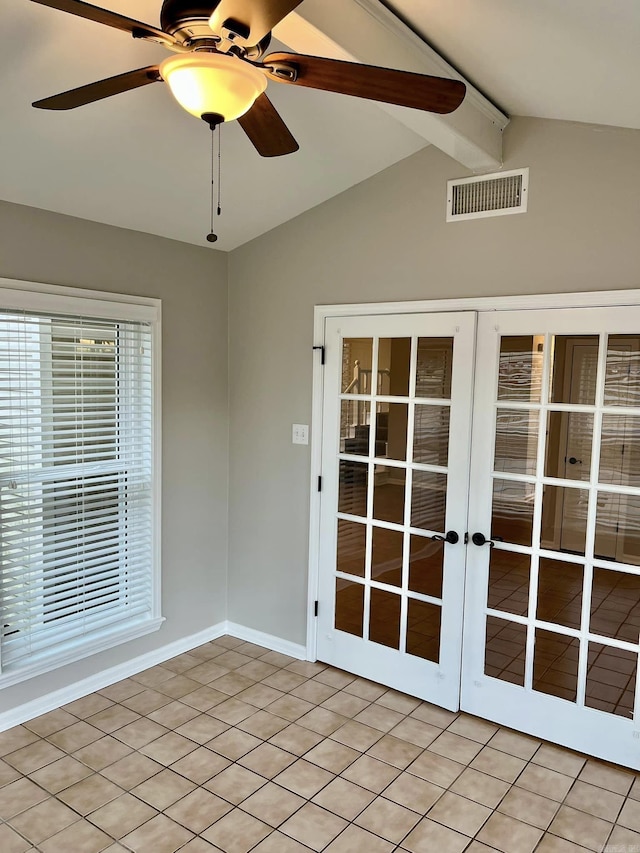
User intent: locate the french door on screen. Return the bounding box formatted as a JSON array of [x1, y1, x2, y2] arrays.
[[315, 304, 640, 768], [316, 313, 476, 710]]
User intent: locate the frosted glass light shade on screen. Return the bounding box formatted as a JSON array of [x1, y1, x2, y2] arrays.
[[160, 53, 267, 121]]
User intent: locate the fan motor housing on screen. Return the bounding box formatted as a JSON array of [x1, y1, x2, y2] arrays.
[[160, 0, 271, 54]]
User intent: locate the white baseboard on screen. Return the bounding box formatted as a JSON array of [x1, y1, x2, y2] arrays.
[[225, 622, 307, 661], [0, 621, 308, 733]]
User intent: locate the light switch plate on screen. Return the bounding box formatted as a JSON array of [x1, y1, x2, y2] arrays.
[[292, 424, 309, 445]]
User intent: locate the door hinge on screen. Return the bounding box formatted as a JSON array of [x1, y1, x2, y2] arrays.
[[314, 600, 319, 617], [313, 345, 325, 365], [317, 476, 322, 492]]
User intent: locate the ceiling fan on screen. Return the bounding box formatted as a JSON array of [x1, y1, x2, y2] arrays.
[[31, 0, 466, 157]]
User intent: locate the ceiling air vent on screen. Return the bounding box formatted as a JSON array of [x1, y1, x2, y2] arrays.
[[447, 168, 529, 222]]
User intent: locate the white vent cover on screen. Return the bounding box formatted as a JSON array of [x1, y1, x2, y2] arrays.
[[447, 168, 529, 222]]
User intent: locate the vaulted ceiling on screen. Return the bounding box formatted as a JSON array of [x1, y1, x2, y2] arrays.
[[1, 0, 638, 250]]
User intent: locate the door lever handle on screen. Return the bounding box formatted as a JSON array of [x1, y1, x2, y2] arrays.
[[432, 530, 460, 545], [471, 532, 496, 548]]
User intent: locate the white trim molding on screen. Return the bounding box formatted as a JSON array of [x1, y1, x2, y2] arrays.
[[0, 621, 307, 733]]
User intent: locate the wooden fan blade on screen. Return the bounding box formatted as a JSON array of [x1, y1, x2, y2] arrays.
[[263, 53, 466, 114], [30, 0, 178, 47], [209, 0, 302, 46], [237, 93, 299, 157], [33, 66, 162, 110]]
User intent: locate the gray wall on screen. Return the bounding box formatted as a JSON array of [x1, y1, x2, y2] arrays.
[[227, 116, 640, 645], [0, 201, 229, 711]]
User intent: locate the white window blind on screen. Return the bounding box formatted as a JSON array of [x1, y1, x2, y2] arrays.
[[0, 300, 159, 679]]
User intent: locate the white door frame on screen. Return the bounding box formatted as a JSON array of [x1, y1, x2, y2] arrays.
[[307, 289, 640, 660]]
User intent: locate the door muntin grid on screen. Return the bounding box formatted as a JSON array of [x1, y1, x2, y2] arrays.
[[335, 335, 454, 663], [485, 331, 640, 720]]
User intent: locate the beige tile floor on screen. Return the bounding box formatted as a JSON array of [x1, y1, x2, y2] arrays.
[[1, 636, 640, 853]]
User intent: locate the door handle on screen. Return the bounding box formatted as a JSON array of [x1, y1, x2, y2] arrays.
[[432, 530, 460, 545], [470, 532, 496, 548]]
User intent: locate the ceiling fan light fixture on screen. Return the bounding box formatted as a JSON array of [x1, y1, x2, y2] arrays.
[[160, 53, 267, 121]]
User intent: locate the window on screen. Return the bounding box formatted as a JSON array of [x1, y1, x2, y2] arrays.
[[0, 283, 161, 685]]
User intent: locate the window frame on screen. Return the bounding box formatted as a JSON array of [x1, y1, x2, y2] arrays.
[[0, 278, 163, 688]]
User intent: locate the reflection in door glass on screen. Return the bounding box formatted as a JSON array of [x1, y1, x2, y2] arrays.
[[549, 335, 599, 405], [497, 336, 544, 402], [373, 465, 405, 524], [544, 411, 592, 482], [338, 460, 368, 517], [491, 479, 534, 546], [335, 579, 364, 637], [536, 557, 583, 630], [485, 616, 526, 686], [341, 338, 373, 394], [415, 338, 453, 398], [413, 405, 450, 465], [487, 551, 530, 617], [533, 629, 579, 702], [604, 335, 640, 407], [590, 568, 640, 642], [408, 536, 443, 598], [411, 471, 447, 532], [377, 403, 408, 461], [540, 485, 589, 555], [337, 520, 366, 577], [600, 414, 640, 488], [494, 409, 539, 475], [407, 599, 441, 662], [369, 588, 401, 649], [371, 527, 403, 587], [585, 641, 636, 718], [340, 400, 371, 455], [595, 494, 640, 566], [378, 338, 411, 397]]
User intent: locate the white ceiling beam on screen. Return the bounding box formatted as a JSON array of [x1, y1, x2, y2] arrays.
[[274, 0, 508, 171]]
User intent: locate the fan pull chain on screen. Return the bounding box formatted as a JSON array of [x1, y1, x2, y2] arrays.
[[206, 123, 218, 243], [217, 122, 222, 218]]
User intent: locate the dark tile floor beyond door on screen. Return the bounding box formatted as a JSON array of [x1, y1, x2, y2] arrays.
[[1, 635, 640, 852]]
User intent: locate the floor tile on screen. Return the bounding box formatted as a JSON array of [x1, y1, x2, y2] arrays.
[[169, 746, 230, 785], [447, 715, 499, 744], [547, 803, 613, 851], [251, 830, 315, 852], [165, 787, 233, 833], [354, 704, 405, 732], [147, 701, 201, 729], [564, 779, 624, 822], [121, 813, 195, 853], [0, 758, 21, 787], [132, 767, 196, 810], [606, 824, 640, 850], [390, 717, 441, 748], [236, 683, 285, 710], [201, 808, 271, 853], [207, 728, 263, 760], [261, 671, 308, 693], [497, 786, 559, 829], [121, 689, 172, 715], [274, 758, 334, 798], [428, 731, 484, 765], [87, 791, 158, 838], [515, 763, 574, 802], [4, 739, 66, 774], [269, 723, 324, 756], [427, 790, 492, 836], [341, 754, 401, 793], [303, 738, 359, 773], [57, 772, 123, 814], [265, 694, 314, 722], [488, 728, 541, 760], [23, 709, 78, 738], [140, 731, 198, 764], [63, 695, 114, 718], [410, 703, 458, 729], [204, 763, 267, 804], [324, 824, 395, 852], [296, 707, 348, 736], [355, 795, 421, 842], [291, 680, 338, 705], [407, 749, 465, 788], [208, 699, 256, 726], [0, 823, 33, 853], [73, 735, 134, 770], [236, 710, 290, 740], [321, 691, 371, 719], [366, 733, 422, 768], [28, 754, 93, 793], [238, 742, 297, 778], [239, 781, 305, 827], [111, 718, 168, 750], [476, 811, 544, 853], [470, 746, 527, 783], [87, 705, 141, 734], [531, 742, 586, 777], [39, 820, 113, 853], [375, 689, 421, 716], [618, 797, 640, 832], [450, 767, 510, 809], [0, 727, 40, 757], [534, 834, 591, 852], [344, 677, 388, 701], [330, 720, 383, 752], [279, 802, 348, 852], [401, 816, 470, 853], [312, 776, 376, 820], [175, 714, 229, 744], [101, 751, 163, 788], [578, 758, 635, 795], [383, 771, 444, 813], [9, 797, 79, 845]]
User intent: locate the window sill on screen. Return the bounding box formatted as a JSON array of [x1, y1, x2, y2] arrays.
[[0, 616, 165, 690]]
